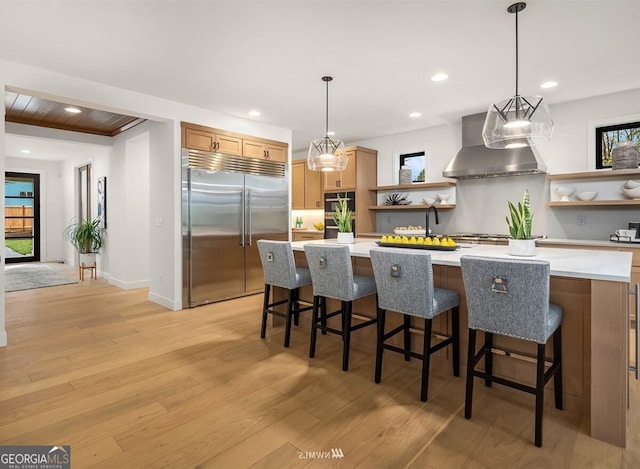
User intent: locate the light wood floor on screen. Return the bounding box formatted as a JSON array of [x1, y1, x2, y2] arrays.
[[1, 269, 640, 468]]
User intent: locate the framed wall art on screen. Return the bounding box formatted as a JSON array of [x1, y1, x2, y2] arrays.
[[97, 176, 107, 229]]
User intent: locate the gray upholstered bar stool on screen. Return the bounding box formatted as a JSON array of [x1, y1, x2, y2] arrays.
[[370, 247, 460, 401], [303, 244, 377, 371], [460, 255, 563, 448], [257, 240, 313, 348]]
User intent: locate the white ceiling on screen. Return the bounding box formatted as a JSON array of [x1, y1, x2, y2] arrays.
[[2, 0, 640, 156]]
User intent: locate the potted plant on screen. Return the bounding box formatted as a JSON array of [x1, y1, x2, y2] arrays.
[[64, 217, 105, 268], [506, 189, 536, 256], [332, 193, 354, 244]]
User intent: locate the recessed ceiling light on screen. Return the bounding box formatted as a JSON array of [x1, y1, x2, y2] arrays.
[[64, 107, 82, 114], [431, 72, 448, 82], [409, 112, 422, 118], [248, 110, 261, 117], [540, 81, 558, 89], [327, 131, 335, 136], [20, 149, 31, 154]]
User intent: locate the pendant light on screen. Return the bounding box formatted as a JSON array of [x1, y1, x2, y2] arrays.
[[482, 2, 553, 149], [307, 76, 347, 171]]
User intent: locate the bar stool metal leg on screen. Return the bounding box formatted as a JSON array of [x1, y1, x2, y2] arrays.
[[465, 328, 477, 419], [342, 301, 353, 371], [260, 284, 271, 339], [554, 326, 563, 410], [309, 295, 321, 358], [484, 332, 493, 388], [421, 318, 433, 402], [452, 306, 460, 377], [535, 343, 545, 447], [404, 315, 412, 361]]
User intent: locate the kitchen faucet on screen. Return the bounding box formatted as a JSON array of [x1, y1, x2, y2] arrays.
[[425, 205, 439, 236]]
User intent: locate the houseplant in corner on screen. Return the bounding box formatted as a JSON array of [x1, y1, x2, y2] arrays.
[[333, 193, 354, 244], [64, 217, 105, 276], [506, 189, 536, 256]]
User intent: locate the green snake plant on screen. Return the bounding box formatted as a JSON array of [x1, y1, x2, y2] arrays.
[[506, 189, 533, 240], [332, 193, 353, 233]]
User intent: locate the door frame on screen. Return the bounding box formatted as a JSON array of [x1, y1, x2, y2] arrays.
[[5, 171, 41, 263]]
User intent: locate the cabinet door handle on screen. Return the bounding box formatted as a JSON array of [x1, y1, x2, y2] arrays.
[[336, 180, 341, 188]]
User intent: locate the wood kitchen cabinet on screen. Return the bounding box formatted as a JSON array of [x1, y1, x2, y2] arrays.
[[243, 140, 288, 163], [324, 150, 357, 190], [184, 126, 243, 156], [181, 122, 288, 162], [292, 160, 323, 209], [321, 146, 378, 235]]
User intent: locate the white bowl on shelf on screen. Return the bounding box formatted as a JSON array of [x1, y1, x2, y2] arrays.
[[437, 193, 450, 203], [422, 197, 436, 207], [624, 180, 640, 189], [576, 191, 598, 201], [622, 186, 640, 199], [555, 186, 575, 201]]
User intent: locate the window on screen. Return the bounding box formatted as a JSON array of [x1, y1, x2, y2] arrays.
[[399, 151, 426, 183], [596, 121, 640, 169]]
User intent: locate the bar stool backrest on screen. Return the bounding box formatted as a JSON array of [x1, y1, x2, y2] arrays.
[[460, 255, 551, 344], [303, 244, 355, 301], [257, 240, 298, 289], [370, 247, 436, 318]]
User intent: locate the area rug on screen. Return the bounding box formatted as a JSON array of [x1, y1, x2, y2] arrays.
[[5, 264, 78, 292]]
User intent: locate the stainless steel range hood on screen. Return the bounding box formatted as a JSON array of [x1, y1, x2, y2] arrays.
[[443, 113, 547, 179]]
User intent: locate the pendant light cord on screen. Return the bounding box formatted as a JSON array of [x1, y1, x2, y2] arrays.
[[515, 7, 519, 97], [325, 78, 329, 137]]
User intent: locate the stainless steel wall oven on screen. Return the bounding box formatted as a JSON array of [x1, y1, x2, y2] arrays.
[[324, 191, 355, 239]]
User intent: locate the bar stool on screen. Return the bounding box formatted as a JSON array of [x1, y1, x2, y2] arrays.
[[370, 247, 460, 401], [303, 244, 377, 371], [257, 240, 313, 348], [460, 255, 563, 447]]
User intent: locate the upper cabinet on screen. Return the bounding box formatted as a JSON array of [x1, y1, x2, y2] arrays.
[[183, 127, 243, 156], [292, 160, 323, 209], [243, 140, 288, 163], [182, 122, 288, 162], [546, 169, 640, 206], [324, 150, 357, 190]]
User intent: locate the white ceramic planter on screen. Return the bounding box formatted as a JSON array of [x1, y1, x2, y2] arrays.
[[336, 232, 354, 244], [508, 239, 536, 257], [78, 252, 97, 267]]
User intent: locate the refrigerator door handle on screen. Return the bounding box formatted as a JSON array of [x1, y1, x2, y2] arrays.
[[240, 188, 246, 247], [247, 189, 253, 246]]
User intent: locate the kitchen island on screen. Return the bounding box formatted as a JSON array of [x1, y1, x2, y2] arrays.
[[285, 238, 632, 447]]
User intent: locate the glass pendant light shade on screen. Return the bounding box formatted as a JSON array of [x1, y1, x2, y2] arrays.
[[307, 76, 347, 171], [482, 95, 553, 149], [308, 137, 347, 171], [482, 2, 553, 149]]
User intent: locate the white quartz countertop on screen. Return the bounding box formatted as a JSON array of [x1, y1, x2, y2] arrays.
[[290, 238, 632, 283]]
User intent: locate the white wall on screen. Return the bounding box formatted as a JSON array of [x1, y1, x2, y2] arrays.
[[108, 124, 151, 289], [59, 146, 111, 269], [345, 87, 640, 239]]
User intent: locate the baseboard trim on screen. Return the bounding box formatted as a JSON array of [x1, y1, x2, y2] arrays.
[[108, 277, 149, 290], [148, 291, 180, 311]]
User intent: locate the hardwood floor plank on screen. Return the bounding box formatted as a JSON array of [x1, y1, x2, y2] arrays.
[[0, 274, 637, 468]]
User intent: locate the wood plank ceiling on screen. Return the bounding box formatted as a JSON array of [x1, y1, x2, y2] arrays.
[[4, 92, 146, 137]]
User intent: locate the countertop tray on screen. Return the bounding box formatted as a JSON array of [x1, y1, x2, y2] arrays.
[[375, 241, 458, 251]]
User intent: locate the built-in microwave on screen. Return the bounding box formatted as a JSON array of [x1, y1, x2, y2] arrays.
[[324, 191, 355, 214], [324, 191, 356, 239]]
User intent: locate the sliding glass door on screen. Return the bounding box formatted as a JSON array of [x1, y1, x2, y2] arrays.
[[5, 172, 40, 263]]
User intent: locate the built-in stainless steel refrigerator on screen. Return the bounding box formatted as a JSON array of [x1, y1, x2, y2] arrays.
[[182, 149, 288, 307]]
